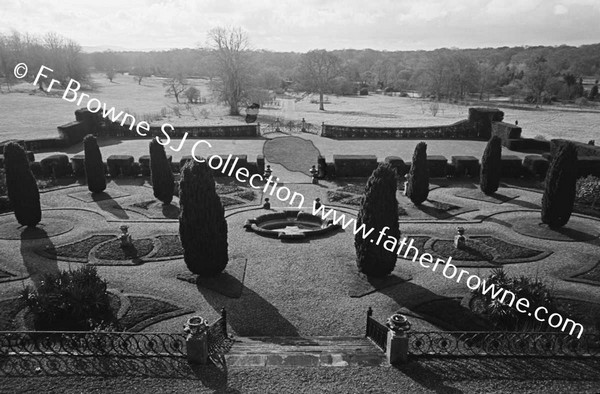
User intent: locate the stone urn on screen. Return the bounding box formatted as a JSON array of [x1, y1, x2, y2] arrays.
[[184, 316, 208, 339], [386, 313, 411, 337]]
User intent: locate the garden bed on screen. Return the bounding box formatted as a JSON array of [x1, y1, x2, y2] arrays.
[[95, 239, 154, 260]]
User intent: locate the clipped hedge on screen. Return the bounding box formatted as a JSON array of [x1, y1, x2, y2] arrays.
[[333, 155, 378, 177], [83, 135, 106, 193], [541, 142, 578, 228], [40, 154, 71, 178], [3, 142, 41, 227]]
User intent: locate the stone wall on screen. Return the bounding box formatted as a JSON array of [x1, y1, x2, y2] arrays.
[[322, 108, 505, 140], [492, 121, 522, 143], [322, 120, 478, 139], [333, 155, 379, 177], [105, 122, 258, 139], [551, 139, 600, 158]]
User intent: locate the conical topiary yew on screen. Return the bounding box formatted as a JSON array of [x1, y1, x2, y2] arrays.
[[149, 139, 174, 204], [406, 142, 429, 205], [83, 135, 106, 193], [4, 142, 41, 227], [480, 136, 502, 195], [179, 160, 228, 276], [355, 163, 400, 277], [541, 142, 578, 228]]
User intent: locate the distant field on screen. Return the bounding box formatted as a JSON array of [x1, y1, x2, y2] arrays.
[[0, 73, 598, 143]]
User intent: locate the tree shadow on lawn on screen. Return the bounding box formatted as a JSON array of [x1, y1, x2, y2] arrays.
[[506, 198, 541, 210], [93, 193, 129, 220], [377, 280, 489, 332], [20, 227, 59, 288], [412, 199, 463, 220], [394, 361, 463, 394], [197, 278, 300, 337], [396, 357, 600, 382]]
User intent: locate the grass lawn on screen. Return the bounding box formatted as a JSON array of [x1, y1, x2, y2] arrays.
[[1, 72, 599, 143]]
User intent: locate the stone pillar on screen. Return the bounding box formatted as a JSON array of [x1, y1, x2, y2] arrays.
[[385, 313, 411, 364], [386, 331, 409, 364], [184, 316, 209, 364]]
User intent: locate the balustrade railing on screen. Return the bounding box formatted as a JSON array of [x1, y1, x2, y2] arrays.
[[365, 308, 600, 358]]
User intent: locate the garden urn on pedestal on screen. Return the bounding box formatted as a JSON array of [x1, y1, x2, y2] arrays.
[[454, 227, 466, 249], [184, 316, 209, 364], [119, 225, 132, 248], [310, 165, 319, 184], [385, 313, 411, 364]]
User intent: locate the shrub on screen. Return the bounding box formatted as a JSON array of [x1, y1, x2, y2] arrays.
[[150, 139, 174, 204], [576, 175, 600, 207], [20, 265, 117, 331], [355, 163, 400, 277], [541, 142, 578, 227], [480, 136, 502, 195], [406, 142, 429, 205], [332, 76, 355, 96], [29, 162, 43, 178], [471, 268, 555, 331], [3, 142, 41, 227], [359, 88, 369, 95], [184, 86, 201, 103], [575, 97, 589, 107], [83, 135, 106, 193], [179, 160, 228, 276]]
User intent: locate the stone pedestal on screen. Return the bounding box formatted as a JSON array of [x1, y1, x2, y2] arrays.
[[186, 335, 209, 364], [386, 331, 408, 364], [184, 316, 209, 364]]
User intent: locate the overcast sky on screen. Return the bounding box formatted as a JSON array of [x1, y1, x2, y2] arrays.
[[2, 0, 600, 52]]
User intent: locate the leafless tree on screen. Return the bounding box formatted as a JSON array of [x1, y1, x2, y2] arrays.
[[106, 69, 116, 82], [524, 55, 551, 107], [207, 26, 252, 116], [163, 72, 188, 103], [298, 49, 341, 110]]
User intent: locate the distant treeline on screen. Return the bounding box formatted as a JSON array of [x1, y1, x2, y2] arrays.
[[1, 30, 599, 105]]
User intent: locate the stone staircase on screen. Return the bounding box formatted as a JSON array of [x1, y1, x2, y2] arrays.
[[223, 336, 387, 367]]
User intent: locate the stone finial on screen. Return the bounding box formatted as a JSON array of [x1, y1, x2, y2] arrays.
[[454, 226, 466, 249]]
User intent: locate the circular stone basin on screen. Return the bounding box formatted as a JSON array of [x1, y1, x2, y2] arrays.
[[245, 210, 339, 240]]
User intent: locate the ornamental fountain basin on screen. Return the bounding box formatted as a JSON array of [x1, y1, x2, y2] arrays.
[[244, 210, 340, 240]]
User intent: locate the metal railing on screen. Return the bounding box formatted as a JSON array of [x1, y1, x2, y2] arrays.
[[409, 331, 600, 357], [365, 308, 600, 358], [0, 331, 186, 358], [365, 307, 388, 352], [207, 308, 234, 355], [0, 308, 231, 359]]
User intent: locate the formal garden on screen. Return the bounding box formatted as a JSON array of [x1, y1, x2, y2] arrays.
[[0, 110, 600, 381]]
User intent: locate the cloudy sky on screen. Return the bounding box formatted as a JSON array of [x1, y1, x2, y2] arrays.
[[2, 0, 599, 52]]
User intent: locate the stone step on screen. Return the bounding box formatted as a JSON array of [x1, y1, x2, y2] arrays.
[[223, 336, 387, 367]]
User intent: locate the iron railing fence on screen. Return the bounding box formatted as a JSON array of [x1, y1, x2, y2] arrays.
[[409, 331, 600, 358], [207, 309, 234, 355], [365, 308, 600, 358], [0, 331, 186, 358], [365, 307, 388, 352], [0, 309, 231, 359]]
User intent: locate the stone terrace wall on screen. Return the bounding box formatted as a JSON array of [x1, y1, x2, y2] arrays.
[[322, 108, 503, 140], [492, 121, 522, 143], [105, 122, 258, 139], [322, 120, 476, 140], [551, 139, 600, 158]]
